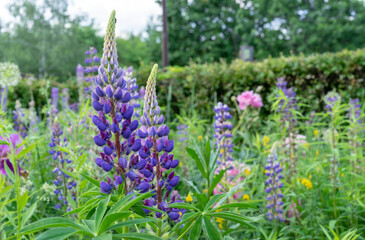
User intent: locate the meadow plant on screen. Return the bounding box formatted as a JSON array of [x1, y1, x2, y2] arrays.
[[13, 100, 27, 138], [84, 46, 100, 95], [213, 102, 233, 167], [91, 11, 139, 194], [0, 62, 21, 111], [276, 77, 298, 178], [49, 120, 76, 211], [138, 64, 182, 220], [265, 152, 284, 222], [0, 134, 23, 176]]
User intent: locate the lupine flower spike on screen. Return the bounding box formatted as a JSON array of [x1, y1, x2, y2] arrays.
[[92, 10, 142, 195], [213, 102, 233, 170], [138, 64, 184, 221], [49, 119, 76, 211], [265, 152, 284, 222]]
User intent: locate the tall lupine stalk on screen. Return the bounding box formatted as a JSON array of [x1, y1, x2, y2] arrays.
[[138, 64, 182, 223], [76, 64, 85, 103], [49, 120, 76, 211], [276, 78, 297, 179], [324, 91, 341, 219], [84, 47, 100, 95], [213, 102, 233, 197], [91, 11, 142, 195], [265, 152, 284, 224], [347, 98, 362, 225]]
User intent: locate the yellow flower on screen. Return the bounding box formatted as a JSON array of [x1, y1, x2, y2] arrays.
[[315, 150, 319, 156], [203, 189, 208, 194], [297, 178, 300, 183], [308, 174, 312, 179], [314, 129, 319, 137], [301, 178, 313, 189], [197, 136, 203, 140], [341, 173, 344, 177], [303, 143, 310, 149], [220, 149, 225, 154], [185, 193, 193, 202], [263, 136, 270, 147], [179, 161, 183, 166], [242, 194, 250, 200], [244, 169, 251, 175]]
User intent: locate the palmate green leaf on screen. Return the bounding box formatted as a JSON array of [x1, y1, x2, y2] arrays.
[[105, 218, 156, 232], [110, 192, 153, 213], [214, 202, 258, 211], [19, 217, 90, 235], [113, 233, 163, 240], [98, 212, 131, 234], [192, 138, 208, 169], [170, 212, 200, 232], [36, 227, 78, 240], [81, 172, 100, 188], [208, 169, 227, 196], [204, 194, 225, 211], [189, 216, 202, 240], [93, 233, 112, 240], [202, 215, 222, 240], [206, 212, 258, 229], [83, 219, 96, 233], [169, 202, 200, 211], [107, 194, 134, 215], [186, 146, 207, 179], [95, 195, 111, 232]]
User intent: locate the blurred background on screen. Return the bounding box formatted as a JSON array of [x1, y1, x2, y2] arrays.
[[0, 0, 364, 119]]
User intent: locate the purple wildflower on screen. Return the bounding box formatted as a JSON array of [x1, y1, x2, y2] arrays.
[[49, 120, 76, 210], [213, 102, 233, 167], [0, 134, 23, 176], [265, 152, 284, 222]]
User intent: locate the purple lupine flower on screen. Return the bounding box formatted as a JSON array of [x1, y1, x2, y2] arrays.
[[51, 87, 59, 115], [324, 91, 341, 116], [138, 64, 183, 221], [91, 10, 144, 195], [13, 100, 28, 138], [49, 120, 76, 210], [84, 47, 100, 95], [124, 67, 142, 117], [276, 77, 297, 123], [265, 152, 284, 222], [176, 125, 188, 142], [213, 102, 233, 168], [347, 98, 362, 123], [0, 134, 23, 176]]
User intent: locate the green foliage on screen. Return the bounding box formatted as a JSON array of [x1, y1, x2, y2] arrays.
[[138, 48, 365, 120]]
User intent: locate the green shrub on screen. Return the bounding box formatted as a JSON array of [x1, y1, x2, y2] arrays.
[[137, 48, 365, 119]]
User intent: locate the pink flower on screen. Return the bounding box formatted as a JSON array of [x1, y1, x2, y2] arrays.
[[237, 91, 254, 110], [251, 93, 263, 108], [236, 91, 263, 110], [0, 134, 23, 176]]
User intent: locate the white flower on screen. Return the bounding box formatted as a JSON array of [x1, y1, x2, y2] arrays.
[[0, 62, 21, 87]]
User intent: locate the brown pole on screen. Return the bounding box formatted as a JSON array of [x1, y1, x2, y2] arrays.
[[162, 0, 169, 68]]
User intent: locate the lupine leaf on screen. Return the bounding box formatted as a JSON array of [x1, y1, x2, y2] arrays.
[[81, 172, 100, 188], [202, 215, 222, 240], [36, 227, 78, 240], [189, 216, 202, 240]]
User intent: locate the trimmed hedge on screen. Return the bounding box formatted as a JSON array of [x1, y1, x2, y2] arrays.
[[137, 48, 365, 119], [8, 48, 365, 120]]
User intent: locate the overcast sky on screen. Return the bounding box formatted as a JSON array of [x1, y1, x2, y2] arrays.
[[0, 0, 161, 36]]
